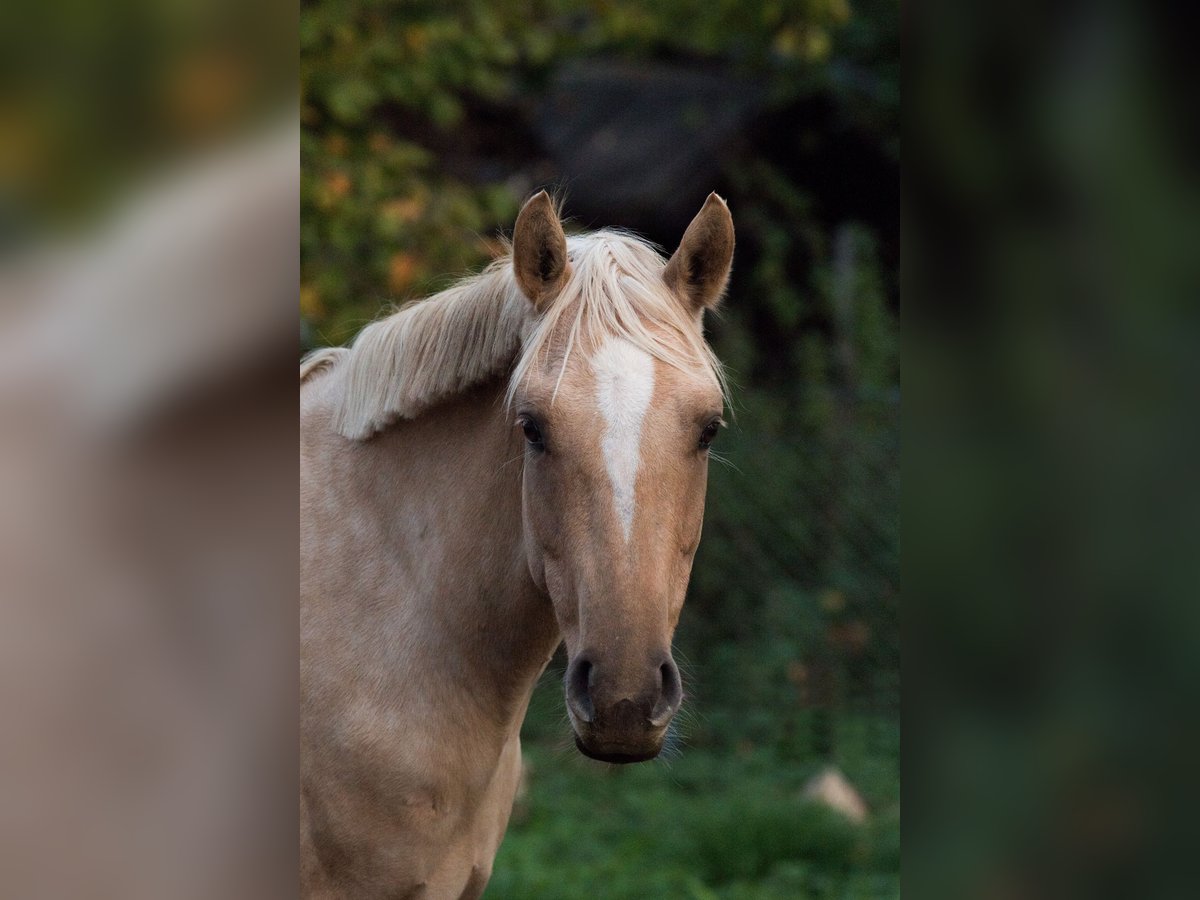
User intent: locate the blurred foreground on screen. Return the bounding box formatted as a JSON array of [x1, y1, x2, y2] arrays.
[[0, 2, 296, 895], [0, 121, 298, 898]]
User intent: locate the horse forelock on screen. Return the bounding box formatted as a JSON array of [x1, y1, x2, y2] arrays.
[[507, 230, 726, 409]]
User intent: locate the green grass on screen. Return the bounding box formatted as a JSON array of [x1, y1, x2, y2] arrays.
[[486, 674, 900, 899]]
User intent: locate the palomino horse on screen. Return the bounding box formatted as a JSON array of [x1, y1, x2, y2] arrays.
[[300, 191, 734, 898]]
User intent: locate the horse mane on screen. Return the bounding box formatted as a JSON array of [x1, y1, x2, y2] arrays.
[[303, 230, 726, 440]]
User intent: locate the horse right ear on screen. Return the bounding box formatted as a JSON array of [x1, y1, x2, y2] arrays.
[[512, 191, 569, 311], [663, 192, 735, 313]]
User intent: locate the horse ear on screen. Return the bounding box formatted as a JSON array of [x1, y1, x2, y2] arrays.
[[663, 192, 735, 313], [512, 190, 569, 311]]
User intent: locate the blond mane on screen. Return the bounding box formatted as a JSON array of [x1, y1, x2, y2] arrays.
[[303, 230, 726, 440]]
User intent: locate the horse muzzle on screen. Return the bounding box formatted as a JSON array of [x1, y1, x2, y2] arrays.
[[573, 732, 664, 764], [564, 653, 682, 763]]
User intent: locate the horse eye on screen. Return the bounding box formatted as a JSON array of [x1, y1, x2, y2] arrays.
[[699, 419, 722, 450], [520, 417, 545, 451]]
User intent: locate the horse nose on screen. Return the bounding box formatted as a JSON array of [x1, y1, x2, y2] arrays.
[[649, 657, 683, 727], [566, 654, 683, 728], [565, 655, 594, 724]]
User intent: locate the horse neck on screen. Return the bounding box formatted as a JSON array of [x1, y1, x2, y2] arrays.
[[354, 377, 560, 726]]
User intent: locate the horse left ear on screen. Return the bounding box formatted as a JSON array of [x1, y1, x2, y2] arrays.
[[664, 192, 735, 313], [512, 190, 570, 311]]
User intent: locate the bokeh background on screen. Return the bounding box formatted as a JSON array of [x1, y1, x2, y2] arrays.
[[302, 2, 900, 897]]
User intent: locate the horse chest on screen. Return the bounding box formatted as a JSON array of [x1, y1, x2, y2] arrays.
[[302, 721, 522, 899], [398, 735, 522, 897]]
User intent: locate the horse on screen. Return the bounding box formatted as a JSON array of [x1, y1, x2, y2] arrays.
[[300, 191, 735, 898]]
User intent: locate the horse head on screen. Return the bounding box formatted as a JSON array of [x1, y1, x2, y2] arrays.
[[508, 191, 734, 762]]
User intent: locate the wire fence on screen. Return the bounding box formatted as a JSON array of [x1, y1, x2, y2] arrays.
[[683, 386, 900, 762]]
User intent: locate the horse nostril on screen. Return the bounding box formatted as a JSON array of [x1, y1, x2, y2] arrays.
[[565, 656, 594, 724], [650, 659, 683, 727]]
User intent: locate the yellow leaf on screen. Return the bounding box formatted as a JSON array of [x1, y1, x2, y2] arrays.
[[325, 171, 351, 200], [380, 195, 426, 225], [325, 134, 349, 157], [820, 588, 846, 613], [388, 253, 420, 293], [806, 29, 831, 62], [315, 170, 352, 211], [772, 27, 800, 58], [300, 284, 324, 318], [404, 26, 429, 53]]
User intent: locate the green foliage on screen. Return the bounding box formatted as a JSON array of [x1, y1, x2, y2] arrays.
[[299, 0, 889, 341]]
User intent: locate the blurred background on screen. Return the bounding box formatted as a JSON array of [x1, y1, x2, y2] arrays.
[[302, 1, 900, 897]]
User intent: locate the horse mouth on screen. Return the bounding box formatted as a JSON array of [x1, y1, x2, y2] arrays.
[[574, 735, 661, 764]]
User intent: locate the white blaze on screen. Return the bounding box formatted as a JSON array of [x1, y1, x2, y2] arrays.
[[592, 337, 656, 542]]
